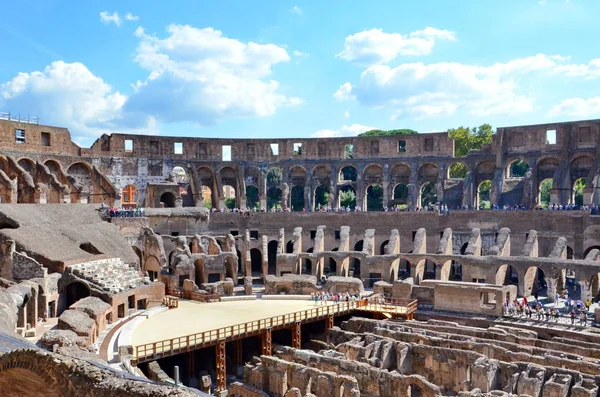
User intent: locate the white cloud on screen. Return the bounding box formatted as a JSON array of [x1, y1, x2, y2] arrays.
[[336, 27, 456, 66], [125, 24, 302, 125], [547, 97, 600, 118], [0, 61, 155, 141], [293, 50, 309, 57], [291, 6, 302, 14], [125, 13, 139, 21], [312, 124, 377, 138], [344, 110, 350, 118], [100, 11, 122, 27], [335, 54, 600, 119]]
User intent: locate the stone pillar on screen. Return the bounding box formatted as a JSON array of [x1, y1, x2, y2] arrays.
[[304, 185, 311, 211]]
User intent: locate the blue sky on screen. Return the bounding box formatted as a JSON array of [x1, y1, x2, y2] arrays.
[[1, 0, 599, 146]]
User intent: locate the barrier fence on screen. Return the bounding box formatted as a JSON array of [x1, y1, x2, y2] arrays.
[[133, 299, 367, 363]]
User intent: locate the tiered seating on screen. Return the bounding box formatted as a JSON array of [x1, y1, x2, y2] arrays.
[[69, 258, 147, 294]]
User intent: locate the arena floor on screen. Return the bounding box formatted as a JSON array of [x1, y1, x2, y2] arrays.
[[132, 299, 321, 346]]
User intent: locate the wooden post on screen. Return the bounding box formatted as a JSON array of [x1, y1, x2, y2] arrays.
[[261, 328, 272, 356], [234, 339, 242, 368], [292, 322, 301, 349], [216, 340, 226, 392], [326, 315, 334, 329]]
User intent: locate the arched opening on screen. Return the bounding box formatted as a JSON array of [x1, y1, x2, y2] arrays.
[[303, 247, 314, 275], [507, 159, 530, 178], [250, 248, 262, 276], [565, 271, 581, 300], [194, 258, 205, 285], [223, 184, 236, 209], [573, 178, 586, 206], [399, 259, 411, 279], [246, 185, 259, 209], [290, 185, 305, 211], [44, 159, 62, 178], [160, 192, 176, 208], [267, 187, 282, 210], [314, 185, 330, 210], [65, 281, 90, 308], [538, 178, 553, 208], [393, 183, 409, 204], [424, 259, 436, 280], [366, 184, 383, 211], [448, 162, 468, 179], [353, 240, 363, 278], [338, 185, 356, 208], [286, 240, 294, 253], [144, 256, 161, 282], [339, 166, 357, 182], [420, 182, 437, 208], [267, 240, 278, 274], [496, 265, 518, 287], [328, 248, 338, 275], [524, 267, 547, 298], [584, 246, 600, 260], [477, 180, 492, 209], [380, 240, 389, 255], [200, 185, 213, 209], [443, 260, 462, 281], [567, 245, 574, 260]]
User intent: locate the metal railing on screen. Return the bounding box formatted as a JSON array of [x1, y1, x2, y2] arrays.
[[0, 112, 39, 125], [133, 299, 367, 363]]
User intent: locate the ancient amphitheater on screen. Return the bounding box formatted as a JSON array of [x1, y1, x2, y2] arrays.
[[1, 116, 600, 397]]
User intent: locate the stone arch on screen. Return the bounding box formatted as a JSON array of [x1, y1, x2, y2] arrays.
[[474, 161, 495, 200], [399, 259, 411, 279], [495, 265, 518, 288], [314, 185, 330, 210], [420, 182, 437, 208], [338, 184, 356, 208], [417, 163, 439, 183], [477, 180, 492, 209], [267, 186, 283, 210], [524, 266, 547, 298], [198, 166, 215, 209], [390, 163, 411, 184], [267, 240, 278, 274], [536, 157, 560, 180], [17, 157, 36, 175], [441, 260, 462, 281], [250, 248, 262, 276], [303, 247, 314, 275], [246, 185, 259, 209], [65, 281, 90, 308], [393, 183, 409, 204], [44, 159, 63, 178], [366, 184, 383, 211], [538, 178, 553, 208], [338, 165, 357, 182], [448, 161, 468, 179], [414, 259, 436, 284], [312, 165, 332, 186], [572, 177, 587, 206], [380, 240, 389, 255], [584, 245, 600, 259], [363, 164, 383, 185], [290, 185, 305, 211], [144, 255, 161, 281], [506, 159, 530, 178], [288, 166, 307, 187], [66, 162, 93, 201], [218, 166, 238, 207], [194, 258, 205, 285], [160, 192, 176, 208], [286, 240, 294, 254]]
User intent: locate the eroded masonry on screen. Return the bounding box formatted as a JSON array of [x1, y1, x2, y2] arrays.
[[0, 117, 600, 396]]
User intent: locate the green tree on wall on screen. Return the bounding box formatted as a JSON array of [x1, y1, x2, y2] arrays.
[[366, 185, 383, 211], [447, 124, 494, 178], [339, 189, 356, 208], [574, 179, 586, 206], [539, 179, 552, 208], [358, 129, 418, 137], [224, 197, 236, 209]]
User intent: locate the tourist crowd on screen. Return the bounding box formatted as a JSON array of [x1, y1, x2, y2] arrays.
[[310, 292, 362, 304], [504, 292, 594, 326]]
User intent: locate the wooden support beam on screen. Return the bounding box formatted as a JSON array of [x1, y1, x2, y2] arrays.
[[292, 322, 301, 349], [216, 340, 226, 392], [261, 328, 272, 356], [234, 339, 242, 368], [326, 315, 334, 329]]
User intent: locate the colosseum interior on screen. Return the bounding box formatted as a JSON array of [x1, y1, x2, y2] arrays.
[[0, 117, 600, 396]]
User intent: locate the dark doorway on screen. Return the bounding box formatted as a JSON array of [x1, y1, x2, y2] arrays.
[[250, 248, 262, 276], [65, 282, 90, 308], [268, 240, 278, 275]]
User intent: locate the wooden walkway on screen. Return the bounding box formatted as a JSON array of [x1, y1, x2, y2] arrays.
[[131, 296, 417, 365]]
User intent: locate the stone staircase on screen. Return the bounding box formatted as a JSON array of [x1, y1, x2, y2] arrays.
[[69, 258, 148, 294]]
